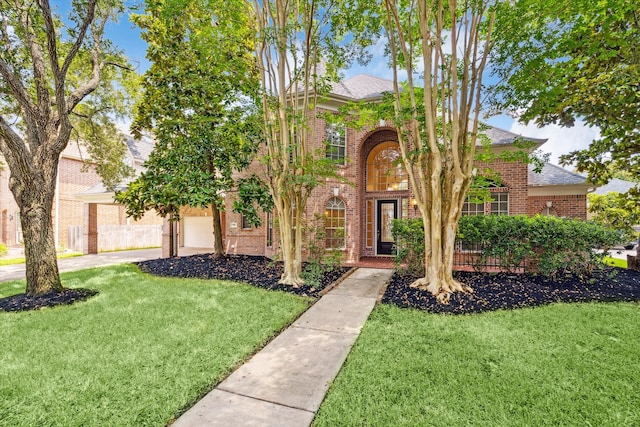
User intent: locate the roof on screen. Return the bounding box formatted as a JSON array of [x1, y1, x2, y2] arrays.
[[528, 163, 588, 186], [124, 134, 155, 162], [484, 126, 547, 146], [592, 178, 637, 195], [330, 74, 395, 100]]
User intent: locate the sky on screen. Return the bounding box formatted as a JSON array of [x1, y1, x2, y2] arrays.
[[101, 5, 597, 168]]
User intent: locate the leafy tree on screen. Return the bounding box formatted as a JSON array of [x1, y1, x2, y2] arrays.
[[372, 0, 497, 303], [490, 0, 640, 189], [117, 0, 260, 257], [588, 192, 640, 239], [0, 0, 134, 296], [251, 0, 357, 286]]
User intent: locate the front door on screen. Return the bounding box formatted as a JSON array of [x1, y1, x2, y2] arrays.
[[377, 200, 397, 255]]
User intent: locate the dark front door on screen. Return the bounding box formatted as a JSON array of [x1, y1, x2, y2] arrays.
[[377, 200, 397, 255]]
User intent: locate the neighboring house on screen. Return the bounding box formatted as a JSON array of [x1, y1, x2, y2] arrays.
[[166, 74, 595, 262], [0, 135, 163, 253]]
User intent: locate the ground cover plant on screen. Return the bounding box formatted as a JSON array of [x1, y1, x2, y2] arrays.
[[314, 303, 640, 426], [0, 265, 311, 426]]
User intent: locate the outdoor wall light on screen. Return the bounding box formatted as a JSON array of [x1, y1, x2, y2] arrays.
[[546, 201, 553, 208], [333, 187, 339, 197], [412, 198, 418, 213]]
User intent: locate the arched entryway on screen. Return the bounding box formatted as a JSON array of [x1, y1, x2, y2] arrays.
[[359, 129, 411, 257]]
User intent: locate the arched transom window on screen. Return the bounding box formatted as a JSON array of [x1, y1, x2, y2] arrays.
[[325, 197, 346, 249], [366, 141, 408, 192]]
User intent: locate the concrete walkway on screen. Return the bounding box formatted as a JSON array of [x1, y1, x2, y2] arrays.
[[173, 267, 393, 427]]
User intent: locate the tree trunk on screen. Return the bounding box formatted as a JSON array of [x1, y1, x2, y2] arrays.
[[210, 203, 225, 257], [276, 196, 304, 286], [411, 208, 471, 304], [9, 167, 63, 296]]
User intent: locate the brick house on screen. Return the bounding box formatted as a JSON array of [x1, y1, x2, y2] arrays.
[[168, 74, 595, 262], [0, 135, 162, 252]]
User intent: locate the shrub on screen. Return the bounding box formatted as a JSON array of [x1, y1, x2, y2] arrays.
[[393, 215, 625, 277], [0, 243, 7, 257], [302, 214, 343, 286]]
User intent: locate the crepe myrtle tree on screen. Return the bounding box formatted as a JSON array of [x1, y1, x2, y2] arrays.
[[0, 0, 135, 296], [251, 0, 363, 286]]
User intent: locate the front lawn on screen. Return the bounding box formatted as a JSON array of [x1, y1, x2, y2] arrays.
[[315, 302, 640, 426], [0, 264, 311, 426]]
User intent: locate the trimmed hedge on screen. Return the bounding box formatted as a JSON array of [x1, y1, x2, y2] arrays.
[[393, 215, 625, 277]]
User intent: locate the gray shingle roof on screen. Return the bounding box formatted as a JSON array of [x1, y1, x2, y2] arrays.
[[592, 178, 637, 195], [125, 135, 155, 162], [528, 163, 588, 186], [484, 126, 547, 146], [330, 74, 395, 100]]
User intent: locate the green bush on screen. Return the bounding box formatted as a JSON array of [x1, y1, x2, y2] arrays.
[[393, 215, 625, 277], [0, 243, 7, 257]]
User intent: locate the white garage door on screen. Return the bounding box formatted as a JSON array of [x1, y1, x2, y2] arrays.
[[183, 217, 214, 248]]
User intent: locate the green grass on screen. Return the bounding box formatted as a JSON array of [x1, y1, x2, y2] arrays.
[[0, 251, 83, 266], [603, 256, 628, 268], [0, 265, 311, 426], [315, 302, 640, 426]]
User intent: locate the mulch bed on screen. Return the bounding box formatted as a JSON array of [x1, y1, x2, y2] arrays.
[[135, 254, 350, 298], [384, 267, 640, 314], [0, 288, 98, 313]]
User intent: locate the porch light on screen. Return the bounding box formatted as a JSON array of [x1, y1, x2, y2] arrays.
[[412, 198, 418, 213]]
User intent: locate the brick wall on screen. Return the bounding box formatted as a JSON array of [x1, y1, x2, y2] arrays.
[[528, 194, 587, 219]]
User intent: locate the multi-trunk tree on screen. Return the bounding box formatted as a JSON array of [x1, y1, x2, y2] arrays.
[[117, 0, 260, 257], [0, 0, 134, 296], [378, 0, 496, 302], [251, 0, 356, 285]]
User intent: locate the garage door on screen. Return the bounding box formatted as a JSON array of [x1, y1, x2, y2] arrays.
[[183, 217, 214, 248]]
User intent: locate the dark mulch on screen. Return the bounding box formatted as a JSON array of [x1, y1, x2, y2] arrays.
[[384, 267, 640, 314], [0, 288, 98, 313], [136, 254, 350, 298]]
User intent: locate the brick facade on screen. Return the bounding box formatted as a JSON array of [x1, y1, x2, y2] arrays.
[[0, 145, 162, 251], [216, 104, 590, 264]]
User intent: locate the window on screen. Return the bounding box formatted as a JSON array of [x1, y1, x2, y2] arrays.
[[325, 123, 346, 164], [462, 196, 485, 216], [266, 212, 274, 247], [366, 141, 408, 191], [490, 193, 509, 215], [366, 199, 374, 248], [325, 197, 346, 249], [541, 206, 558, 216], [241, 214, 251, 229]]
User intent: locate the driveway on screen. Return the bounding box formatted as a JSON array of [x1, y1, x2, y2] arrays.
[[0, 248, 164, 283]]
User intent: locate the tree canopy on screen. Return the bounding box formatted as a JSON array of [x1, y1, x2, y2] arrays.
[[490, 0, 640, 190], [117, 0, 261, 256]]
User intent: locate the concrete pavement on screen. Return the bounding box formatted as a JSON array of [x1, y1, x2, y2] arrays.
[[0, 248, 164, 282], [172, 267, 393, 427]]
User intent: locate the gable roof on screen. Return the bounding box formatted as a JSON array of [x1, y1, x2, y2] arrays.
[[528, 163, 588, 187]]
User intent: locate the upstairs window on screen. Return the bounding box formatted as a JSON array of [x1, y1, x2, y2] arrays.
[[366, 141, 408, 192], [325, 123, 346, 165]]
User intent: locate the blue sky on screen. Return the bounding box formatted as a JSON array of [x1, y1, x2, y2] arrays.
[[98, 4, 596, 167]]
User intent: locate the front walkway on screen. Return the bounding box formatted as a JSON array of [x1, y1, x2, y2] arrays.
[[172, 267, 393, 427]]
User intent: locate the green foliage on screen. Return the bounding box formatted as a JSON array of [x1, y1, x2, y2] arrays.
[[490, 0, 640, 187], [393, 216, 625, 277], [0, 243, 7, 257], [118, 0, 260, 221], [302, 214, 343, 287], [233, 175, 274, 228], [458, 215, 624, 276], [589, 192, 640, 239]]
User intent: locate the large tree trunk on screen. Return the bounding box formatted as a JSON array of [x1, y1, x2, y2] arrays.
[[9, 161, 63, 296], [210, 203, 225, 258]]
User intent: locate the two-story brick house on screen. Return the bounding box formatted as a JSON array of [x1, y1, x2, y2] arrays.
[[168, 74, 594, 262]]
